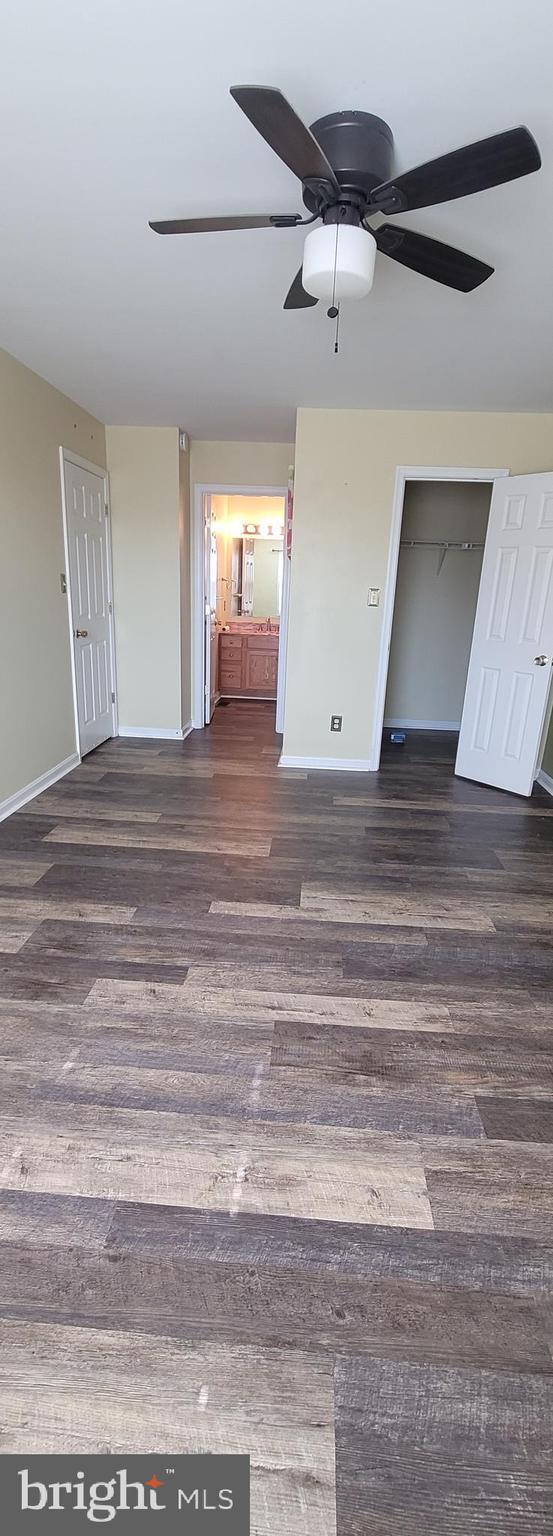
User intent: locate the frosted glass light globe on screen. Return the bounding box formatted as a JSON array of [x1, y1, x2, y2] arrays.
[[302, 223, 377, 301]]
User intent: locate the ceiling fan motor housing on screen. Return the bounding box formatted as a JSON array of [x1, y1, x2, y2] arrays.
[[303, 110, 394, 213]]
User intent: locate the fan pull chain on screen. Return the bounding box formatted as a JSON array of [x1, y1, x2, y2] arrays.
[[331, 219, 339, 311], [327, 212, 343, 353]]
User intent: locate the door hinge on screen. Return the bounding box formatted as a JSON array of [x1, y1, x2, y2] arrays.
[[111, 691, 115, 704], [108, 600, 113, 613], [105, 503, 109, 517]]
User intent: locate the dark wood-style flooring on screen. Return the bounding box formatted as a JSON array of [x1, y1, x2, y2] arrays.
[[1, 701, 552, 1532]]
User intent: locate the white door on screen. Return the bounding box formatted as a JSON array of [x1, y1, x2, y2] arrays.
[[204, 495, 218, 723], [63, 456, 116, 755], [456, 471, 553, 795]]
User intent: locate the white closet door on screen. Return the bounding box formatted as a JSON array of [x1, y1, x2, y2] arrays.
[[455, 471, 553, 795]]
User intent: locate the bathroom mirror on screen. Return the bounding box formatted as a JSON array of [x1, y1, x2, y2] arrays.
[[230, 536, 284, 618]]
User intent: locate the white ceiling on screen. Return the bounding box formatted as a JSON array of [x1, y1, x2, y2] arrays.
[[0, 0, 552, 439]]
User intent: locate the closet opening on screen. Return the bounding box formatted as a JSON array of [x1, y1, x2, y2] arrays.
[[377, 474, 496, 769]]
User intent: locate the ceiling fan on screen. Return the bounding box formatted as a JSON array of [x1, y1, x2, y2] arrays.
[[149, 86, 541, 309]]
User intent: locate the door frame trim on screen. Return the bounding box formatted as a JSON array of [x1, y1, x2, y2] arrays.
[[192, 482, 288, 729], [370, 464, 509, 771], [59, 447, 119, 758]]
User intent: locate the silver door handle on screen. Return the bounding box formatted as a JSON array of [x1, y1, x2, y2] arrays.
[[74, 629, 88, 638], [533, 655, 549, 665]]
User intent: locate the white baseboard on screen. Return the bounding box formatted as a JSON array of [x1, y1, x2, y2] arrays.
[[0, 751, 80, 824], [279, 753, 372, 772], [119, 722, 194, 741], [536, 767, 553, 798], [384, 717, 461, 731]]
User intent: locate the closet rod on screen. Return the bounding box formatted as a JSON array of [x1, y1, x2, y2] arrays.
[[400, 539, 484, 549], [400, 538, 485, 575]]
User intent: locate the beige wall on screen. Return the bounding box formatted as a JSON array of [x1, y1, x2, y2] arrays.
[[0, 347, 106, 804], [190, 441, 293, 490], [384, 481, 491, 727], [107, 427, 182, 733], [283, 408, 553, 765], [212, 493, 286, 527]]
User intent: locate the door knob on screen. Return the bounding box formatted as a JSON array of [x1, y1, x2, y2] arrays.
[[533, 655, 549, 665], [74, 628, 88, 638]]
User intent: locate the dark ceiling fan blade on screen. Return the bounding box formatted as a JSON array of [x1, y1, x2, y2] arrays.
[[230, 85, 340, 195], [368, 126, 541, 215], [149, 214, 301, 234], [375, 224, 493, 291], [283, 268, 319, 309]]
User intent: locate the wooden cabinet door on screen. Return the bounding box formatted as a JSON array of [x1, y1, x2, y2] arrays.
[[245, 648, 278, 695]]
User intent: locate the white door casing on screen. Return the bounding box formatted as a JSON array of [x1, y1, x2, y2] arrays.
[[275, 542, 291, 734], [204, 493, 218, 723], [62, 453, 117, 756], [456, 471, 553, 796]]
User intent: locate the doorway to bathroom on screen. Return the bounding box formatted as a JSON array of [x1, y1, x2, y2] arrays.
[[192, 484, 290, 734]]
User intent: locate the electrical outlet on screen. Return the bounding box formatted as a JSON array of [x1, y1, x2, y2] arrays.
[[330, 715, 342, 732], [367, 588, 380, 606]]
